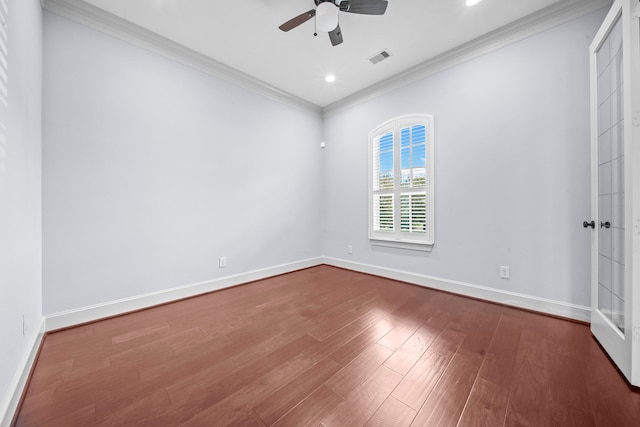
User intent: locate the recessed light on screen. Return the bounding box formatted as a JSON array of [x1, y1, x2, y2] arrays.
[[325, 74, 336, 83], [466, 0, 483, 6]]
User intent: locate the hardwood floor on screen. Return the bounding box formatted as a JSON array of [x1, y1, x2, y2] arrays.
[[14, 265, 640, 426]]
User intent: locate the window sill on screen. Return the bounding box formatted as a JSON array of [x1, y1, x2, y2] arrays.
[[370, 238, 434, 252]]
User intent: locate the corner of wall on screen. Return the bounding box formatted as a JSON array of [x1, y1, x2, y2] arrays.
[[0, 318, 46, 427]]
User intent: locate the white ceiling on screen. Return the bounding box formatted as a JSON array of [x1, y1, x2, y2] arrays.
[[44, 0, 609, 110]]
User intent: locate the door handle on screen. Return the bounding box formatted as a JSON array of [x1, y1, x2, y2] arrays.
[[600, 221, 611, 229], [583, 220, 595, 229]]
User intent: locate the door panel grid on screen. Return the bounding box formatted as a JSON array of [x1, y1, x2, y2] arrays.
[[596, 14, 625, 333]]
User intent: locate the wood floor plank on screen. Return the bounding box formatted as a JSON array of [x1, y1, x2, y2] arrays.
[[46, 364, 141, 414], [328, 318, 397, 366], [384, 294, 434, 325], [377, 320, 422, 351], [111, 322, 170, 344], [165, 333, 317, 410], [427, 326, 466, 359], [456, 305, 501, 359], [584, 347, 640, 427], [364, 396, 417, 427], [421, 294, 455, 329], [548, 353, 592, 414], [391, 350, 448, 411], [307, 293, 380, 341], [504, 328, 551, 427], [23, 359, 72, 397], [42, 325, 94, 348], [437, 295, 482, 331], [108, 336, 176, 368], [457, 378, 509, 427], [253, 358, 342, 425], [168, 326, 227, 355], [327, 343, 394, 398], [198, 303, 293, 337], [477, 313, 522, 388], [545, 315, 595, 360], [302, 310, 386, 363], [271, 385, 344, 427], [632, 392, 640, 416], [549, 400, 596, 427], [155, 352, 316, 425], [318, 366, 402, 426], [15, 403, 96, 427], [276, 313, 315, 333], [140, 324, 301, 385], [410, 352, 483, 427], [94, 390, 172, 426], [383, 323, 442, 376], [183, 406, 267, 427], [14, 389, 61, 427]]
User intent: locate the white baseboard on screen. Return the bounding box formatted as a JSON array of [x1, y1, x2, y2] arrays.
[[45, 256, 591, 332], [0, 318, 46, 427], [323, 257, 591, 323], [45, 257, 324, 331]]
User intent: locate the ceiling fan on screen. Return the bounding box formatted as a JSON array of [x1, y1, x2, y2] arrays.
[[279, 0, 389, 47]]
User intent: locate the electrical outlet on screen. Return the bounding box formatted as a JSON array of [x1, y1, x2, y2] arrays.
[[348, 245, 353, 254], [219, 256, 227, 268], [500, 266, 510, 279]]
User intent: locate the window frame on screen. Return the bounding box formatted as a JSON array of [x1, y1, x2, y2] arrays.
[[368, 114, 435, 251]]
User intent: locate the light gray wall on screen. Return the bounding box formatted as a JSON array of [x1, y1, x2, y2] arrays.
[[42, 12, 323, 314], [0, 0, 43, 415], [322, 9, 606, 307], [42, 7, 606, 315]]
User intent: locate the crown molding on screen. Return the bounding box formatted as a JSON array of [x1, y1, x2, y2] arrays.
[[41, 0, 611, 118], [41, 0, 323, 117], [322, 0, 612, 117]]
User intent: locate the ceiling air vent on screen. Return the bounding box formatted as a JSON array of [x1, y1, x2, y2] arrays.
[[368, 49, 391, 65]]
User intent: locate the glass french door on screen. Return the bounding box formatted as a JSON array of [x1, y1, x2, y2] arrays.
[[589, 0, 639, 387]]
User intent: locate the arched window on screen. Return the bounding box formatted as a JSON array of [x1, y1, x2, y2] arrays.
[[369, 114, 434, 250]]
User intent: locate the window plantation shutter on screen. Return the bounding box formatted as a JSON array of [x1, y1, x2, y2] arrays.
[[372, 130, 395, 232], [374, 194, 394, 231], [400, 193, 426, 234], [399, 123, 427, 235], [369, 115, 434, 250]]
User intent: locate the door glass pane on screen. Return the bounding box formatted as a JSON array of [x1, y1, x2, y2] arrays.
[[597, 16, 624, 333]]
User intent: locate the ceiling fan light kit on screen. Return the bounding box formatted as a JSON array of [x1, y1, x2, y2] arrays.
[[279, 0, 388, 47], [316, 2, 339, 32]]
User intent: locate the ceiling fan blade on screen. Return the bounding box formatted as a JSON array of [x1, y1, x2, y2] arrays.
[[340, 0, 388, 15], [329, 24, 343, 46], [279, 9, 316, 32]]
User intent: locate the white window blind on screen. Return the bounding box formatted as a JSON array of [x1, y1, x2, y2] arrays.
[[369, 115, 434, 250]]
